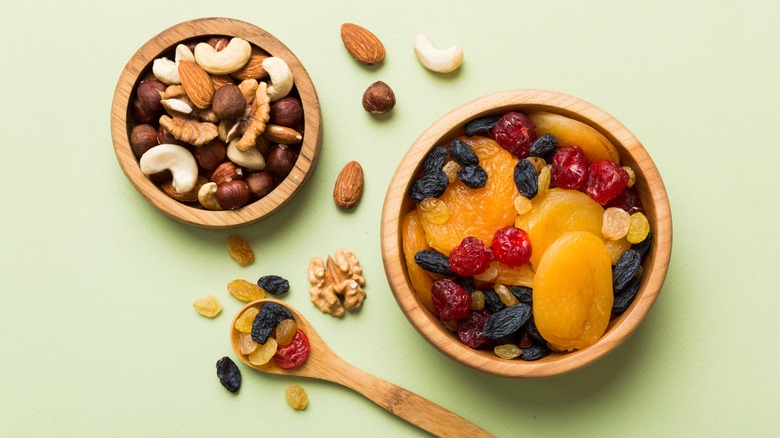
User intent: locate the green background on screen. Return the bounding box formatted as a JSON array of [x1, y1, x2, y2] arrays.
[[2, 0, 778, 436]]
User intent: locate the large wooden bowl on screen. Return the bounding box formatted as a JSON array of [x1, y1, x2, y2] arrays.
[[381, 89, 672, 377], [111, 18, 321, 228]]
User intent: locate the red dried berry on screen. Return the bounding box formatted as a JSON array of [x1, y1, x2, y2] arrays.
[[431, 279, 472, 321], [456, 310, 491, 348], [606, 186, 644, 215], [273, 330, 310, 369], [492, 112, 537, 158], [491, 226, 532, 267], [585, 160, 629, 205], [551, 146, 588, 190], [448, 236, 494, 276]]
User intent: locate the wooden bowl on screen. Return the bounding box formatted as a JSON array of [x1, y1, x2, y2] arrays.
[[111, 18, 321, 228], [381, 89, 672, 377]]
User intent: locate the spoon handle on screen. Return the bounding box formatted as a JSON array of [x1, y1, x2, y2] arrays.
[[328, 360, 494, 437]]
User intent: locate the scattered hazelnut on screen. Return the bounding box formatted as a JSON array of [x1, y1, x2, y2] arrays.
[[195, 139, 227, 171], [246, 171, 276, 199], [216, 180, 251, 209], [362, 81, 395, 114], [265, 144, 297, 178], [269, 97, 303, 128], [212, 84, 247, 120], [211, 161, 243, 185], [130, 124, 159, 158], [208, 37, 230, 52]]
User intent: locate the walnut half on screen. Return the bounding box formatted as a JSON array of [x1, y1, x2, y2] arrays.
[[308, 248, 366, 317]]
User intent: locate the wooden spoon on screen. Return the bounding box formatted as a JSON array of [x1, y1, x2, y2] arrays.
[[230, 298, 494, 438]]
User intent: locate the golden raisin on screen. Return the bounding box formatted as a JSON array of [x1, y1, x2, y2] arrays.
[[602, 207, 630, 241], [442, 160, 460, 183], [234, 307, 259, 333], [285, 384, 308, 410], [627, 212, 650, 244], [526, 156, 546, 174], [537, 166, 551, 197], [274, 319, 298, 346], [606, 238, 631, 265], [227, 235, 254, 265], [494, 284, 519, 307], [473, 263, 498, 282], [420, 198, 450, 225], [193, 294, 222, 317], [228, 279, 265, 302], [513, 195, 533, 216], [238, 332, 259, 355], [494, 344, 521, 360], [248, 337, 278, 365], [622, 165, 636, 188], [471, 291, 485, 310]]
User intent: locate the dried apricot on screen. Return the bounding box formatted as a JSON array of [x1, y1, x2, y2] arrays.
[[527, 111, 620, 164], [401, 210, 435, 312]]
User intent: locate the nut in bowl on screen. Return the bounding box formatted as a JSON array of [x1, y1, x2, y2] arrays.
[[111, 18, 322, 227], [381, 89, 672, 377]]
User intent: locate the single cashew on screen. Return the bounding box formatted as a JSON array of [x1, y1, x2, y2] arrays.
[[197, 182, 222, 210], [194, 38, 252, 75], [413, 33, 463, 73], [262, 57, 293, 101], [139, 144, 198, 194], [152, 45, 195, 85], [227, 139, 266, 170]]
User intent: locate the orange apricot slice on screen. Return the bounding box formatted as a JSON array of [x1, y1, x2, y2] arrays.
[[402, 210, 435, 312], [418, 136, 519, 254], [533, 231, 613, 351], [528, 111, 620, 164]]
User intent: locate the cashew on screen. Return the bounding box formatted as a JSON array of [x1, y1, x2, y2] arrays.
[[413, 33, 463, 73], [197, 182, 222, 210], [139, 144, 198, 194], [152, 45, 195, 85], [194, 38, 252, 75], [227, 139, 266, 170], [262, 57, 293, 101]]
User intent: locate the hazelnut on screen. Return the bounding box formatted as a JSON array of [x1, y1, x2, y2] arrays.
[[269, 97, 303, 128], [156, 125, 180, 145], [130, 124, 159, 158], [362, 81, 395, 114], [208, 37, 230, 52], [216, 180, 251, 209], [212, 84, 246, 120], [136, 80, 166, 114], [211, 161, 243, 185], [265, 144, 297, 178], [195, 139, 227, 171], [148, 170, 172, 184], [246, 171, 276, 199]]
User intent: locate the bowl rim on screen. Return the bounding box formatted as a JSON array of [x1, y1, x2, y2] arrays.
[[380, 89, 672, 378], [110, 17, 322, 228]]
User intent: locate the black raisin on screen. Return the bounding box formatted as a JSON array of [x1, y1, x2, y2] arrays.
[[613, 249, 641, 290], [251, 302, 293, 345], [613, 276, 642, 315], [529, 133, 558, 159], [524, 316, 546, 345], [482, 288, 506, 313], [410, 171, 448, 203], [509, 286, 533, 305], [464, 115, 501, 137], [216, 356, 241, 393], [457, 165, 488, 189], [257, 275, 289, 296], [521, 344, 551, 361], [482, 303, 531, 340], [449, 139, 479, 166], [456, 276, 475, 293], [633, 231, 652, 257], [513, 159, 538, 199], [414, 250, 456, 276], [422, 146, 447, 175]]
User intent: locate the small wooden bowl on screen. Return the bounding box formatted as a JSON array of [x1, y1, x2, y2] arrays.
[[110, 18, 322, 228], [381, 89, 672, 377]]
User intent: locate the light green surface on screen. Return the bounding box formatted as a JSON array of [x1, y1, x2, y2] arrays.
[[1, 1, 779, 436]]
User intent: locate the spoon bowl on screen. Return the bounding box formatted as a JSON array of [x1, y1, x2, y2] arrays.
[[230, 299, 494, 437]]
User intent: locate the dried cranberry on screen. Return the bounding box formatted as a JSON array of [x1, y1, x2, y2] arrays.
[[491, 226, 532, 267], [448, 237, 494, 276], [606, 186, 644, 215], [585, 160, 629, 205], [456, 310, 491, 348], [551, 146, 588, 190], [273, 330, 310, 369], [431, 279, 471, 321], [492, 112, 537, 158]]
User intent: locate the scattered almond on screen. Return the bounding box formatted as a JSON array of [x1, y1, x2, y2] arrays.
[[340, 23, 386, 65], [333, 161, 364, 209]]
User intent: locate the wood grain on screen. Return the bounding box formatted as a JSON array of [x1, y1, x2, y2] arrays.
[[110, 18, 321, 228], [380, 89, 672, 378], [231, 299, 494, 438]]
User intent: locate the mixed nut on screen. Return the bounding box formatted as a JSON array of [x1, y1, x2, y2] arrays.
[[129, 36, 304, 211]]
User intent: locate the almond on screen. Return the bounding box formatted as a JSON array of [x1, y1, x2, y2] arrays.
[[262, 124, 302, 144], [333, 161, 364, 209], [231, 48, 270, 80], [340, 23, 385, 65], [178, 60, 215, 109]]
